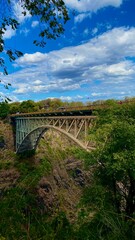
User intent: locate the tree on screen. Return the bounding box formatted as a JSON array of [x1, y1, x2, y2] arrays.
[[95, 120, 135, 217], [49, 98, 63, 110], [9, 101, 20, 114], [89, 102, 135, 216], [79, 103, 135, 239], [0, 102, 10, 118], [105, 99, 117, 106], [0, 0, 69, 99], [19, 100, 38, 112], [68, 101, 84, 108]]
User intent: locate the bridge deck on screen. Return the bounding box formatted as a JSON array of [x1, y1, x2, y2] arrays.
[[10, 109, 93, 119], [10, 99, 134, 119]]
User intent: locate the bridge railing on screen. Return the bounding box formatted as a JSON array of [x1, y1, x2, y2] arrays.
[[10, 104, 105, 118]]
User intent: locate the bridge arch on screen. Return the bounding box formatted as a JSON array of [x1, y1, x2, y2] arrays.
[[16, 125, 89, 154]]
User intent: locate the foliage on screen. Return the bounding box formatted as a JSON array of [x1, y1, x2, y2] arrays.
[[0, 185, 74, 240], [19, 100, 39, 113], [80, 102, 135, 239], [95, 120, 135, 217], [0, 102, 10, 118], [8, 97, 87, 114], [75, 208, 134, 240], [51, 212, 74, 240], [9, 102, 20, 114]]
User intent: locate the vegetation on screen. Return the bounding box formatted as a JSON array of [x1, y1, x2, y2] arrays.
[[0, 96, 134, 118], [76, 101, 135, 240], [0, 98, 135, 239], [0, 102, 10, 118], [1, 97, 87, 116]]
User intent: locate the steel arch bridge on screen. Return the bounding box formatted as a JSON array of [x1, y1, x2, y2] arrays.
[[11, 111, 96, 154]]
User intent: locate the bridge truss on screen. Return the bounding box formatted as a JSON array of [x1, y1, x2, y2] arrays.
[[13, 115, 96, 153]]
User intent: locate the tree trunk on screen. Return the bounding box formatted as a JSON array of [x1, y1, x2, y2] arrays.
[[125, 176, 135, 218]]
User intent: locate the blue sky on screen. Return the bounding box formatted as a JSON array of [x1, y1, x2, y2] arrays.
[[1, 0, 135, 102]]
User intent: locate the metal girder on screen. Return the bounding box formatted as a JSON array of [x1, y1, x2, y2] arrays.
[[14, 115, 96, 153]]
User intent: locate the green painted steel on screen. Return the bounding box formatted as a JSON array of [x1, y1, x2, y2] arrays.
[[11, 115, 96, 153]]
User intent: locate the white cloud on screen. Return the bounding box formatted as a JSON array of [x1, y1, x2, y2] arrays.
[[5, 27, 135, 99], [16, 27, 135, 69], [3, 0, 31, 40], [64, 0, 123, 12], [107, 62, 134, 76], [60, 96, 72, 101], [91, 92, 103, 97], [12, 0, 31, 23], [59, 95, 84, 101], [17, 52, 47, 66], [74, 13, 91, 23], [3, 26, 16, 39], [91, 27, 98, 36], [67, 0, 123, 24], [33, 80, 42, 85], [0, 91, 19, 102], [20, 28, 30, 36], [83, 28, 89, 36], [31, 21, 39, 28]]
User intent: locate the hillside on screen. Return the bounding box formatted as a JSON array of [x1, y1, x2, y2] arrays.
[[0, 122, 92, 239]]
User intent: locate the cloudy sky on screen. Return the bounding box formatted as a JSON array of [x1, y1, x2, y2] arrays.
[[1, 0, 135, 102]]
